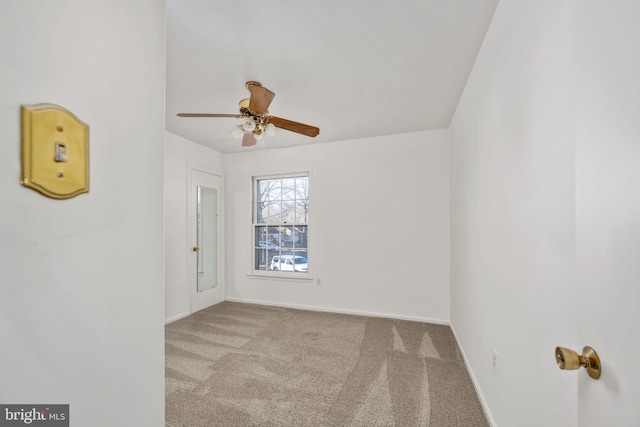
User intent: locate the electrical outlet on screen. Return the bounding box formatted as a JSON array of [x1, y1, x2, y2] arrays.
[[315, 278, 321, 286], [492, 348, 499, 374]]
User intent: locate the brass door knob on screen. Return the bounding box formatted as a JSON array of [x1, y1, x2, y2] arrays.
[[192, 247, 199, 252], [555, 346, 601, 379]]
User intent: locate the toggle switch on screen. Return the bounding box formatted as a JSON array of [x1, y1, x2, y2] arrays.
[[54, 141, 68, 162]]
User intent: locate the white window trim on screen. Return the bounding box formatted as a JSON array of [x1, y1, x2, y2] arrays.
[[246, 271, 313, 282], [249, 171, 311, 279]]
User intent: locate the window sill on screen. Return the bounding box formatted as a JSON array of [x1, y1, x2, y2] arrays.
[[247, 272, 313, 283]]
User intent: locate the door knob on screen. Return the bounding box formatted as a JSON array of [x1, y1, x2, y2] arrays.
[[192, 247, 199, 252], [555, 346, 601, 379]]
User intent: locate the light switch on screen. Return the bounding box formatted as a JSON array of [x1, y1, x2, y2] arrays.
[[21, 104, 89, 199], [54, 141, 68, 162]]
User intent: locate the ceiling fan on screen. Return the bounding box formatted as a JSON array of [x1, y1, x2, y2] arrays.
[[177, 81, 320, 147]]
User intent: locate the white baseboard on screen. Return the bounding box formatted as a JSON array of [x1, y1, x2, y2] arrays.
[[450, 324, 497, 427], [165, 311, 190, 324], [224, 297, 450, 325]]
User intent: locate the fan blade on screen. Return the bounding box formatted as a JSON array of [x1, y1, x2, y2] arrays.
[[248, 84, 275, 114], [268, 116, 320, 137], [241, 133, 256, 147], [177, 113, 243, 118]]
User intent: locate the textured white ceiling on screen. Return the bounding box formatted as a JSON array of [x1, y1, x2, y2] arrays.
[[166, 0, 498, 153]]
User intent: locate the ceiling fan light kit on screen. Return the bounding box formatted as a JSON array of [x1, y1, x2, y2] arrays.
[[177, 81, 319, 147], [240, 117, 256, 132], [230, 125, 245, 139]]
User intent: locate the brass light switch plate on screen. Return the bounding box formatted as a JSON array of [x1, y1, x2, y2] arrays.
[[21, 104, 89, 199]]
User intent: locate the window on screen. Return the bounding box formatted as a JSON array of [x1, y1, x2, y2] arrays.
[[253, 174, 309, 274]]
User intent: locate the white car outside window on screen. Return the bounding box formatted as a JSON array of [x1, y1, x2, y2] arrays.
[[269, 255, 308, 272]]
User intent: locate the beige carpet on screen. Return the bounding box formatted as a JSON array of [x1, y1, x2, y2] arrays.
[[165, 302, 488, 427]]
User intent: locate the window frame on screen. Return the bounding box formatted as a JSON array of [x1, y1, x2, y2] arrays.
[[249, 172, 311, 280]]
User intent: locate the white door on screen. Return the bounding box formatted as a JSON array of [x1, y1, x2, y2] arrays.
[[575, 1, 640, 425], [189, 168, 224, 313]]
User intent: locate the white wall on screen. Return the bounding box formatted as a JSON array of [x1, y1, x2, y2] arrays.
[[165, 132, 224, 322], [449, 1, 577, 426], [224, 130, 450, 323], [0, 2, 166, 426]]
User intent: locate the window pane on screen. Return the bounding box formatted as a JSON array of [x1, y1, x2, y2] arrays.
[[292, 250, 308, 273], [257, 180, 270, 202], [281, 225, 294, 248], [261, 202, 271, 223], [295, 177, 308, 199], [292, 250, 308, 263], [268, 179, 281, 201], [282, 200, 295, 223], [257, 201, 277, 224], [281, 178, 295, 200], [255, 248, 268, 270], [295, 200, 308, 223], [267, 201, 280, 223], [269, 227, 282, 247], [258, 178, 282, 202], [274, 203, 283, 223], [293, 226, 307, 249], [256, 226, 266, 245], [264, 228, 274, 247], [256, 202, 267, 223]]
